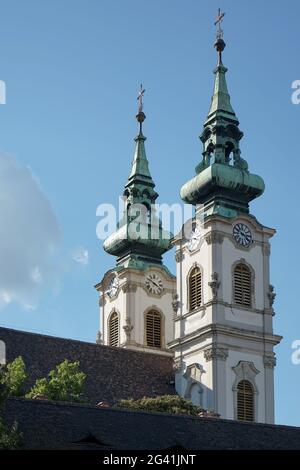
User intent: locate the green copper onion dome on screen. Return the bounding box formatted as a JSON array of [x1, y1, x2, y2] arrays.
[[103, 90, 172, 268], [180, 36, 265, 218]]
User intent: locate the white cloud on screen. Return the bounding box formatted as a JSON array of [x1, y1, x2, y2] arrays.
[[72, 246, 89, 266], [30, 266, 43, 284], [0, 291, 12, 309], [0, 153, 61, 310]]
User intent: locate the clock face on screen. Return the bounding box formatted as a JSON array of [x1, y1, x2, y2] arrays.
[[233, 223, 253, 247], [108, 276, 119, 297], [145, 273, 163, 295], [188, 226, 202, 252]]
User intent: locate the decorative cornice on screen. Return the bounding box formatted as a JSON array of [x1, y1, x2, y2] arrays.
[[117, 265, 176, 280], [204, 346, 228, 361], [174, 299, 275, 322], [232, 361, 259, 422], [232, 360, 260, 382], [173, 222, 274, 250], [205, 231, 224, 245], [168, 323, 282, 349], [121, 282, 138, 293], [263, 354, 276, 368], [173, 304, 207, 322]]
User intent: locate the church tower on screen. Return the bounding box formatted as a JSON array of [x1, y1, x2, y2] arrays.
[[95, 88, 175, 356], [168, 18, 282, 423]]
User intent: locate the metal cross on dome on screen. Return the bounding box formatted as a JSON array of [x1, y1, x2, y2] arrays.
[[215, 8, 225, 39], [137, 84, 145, 113]]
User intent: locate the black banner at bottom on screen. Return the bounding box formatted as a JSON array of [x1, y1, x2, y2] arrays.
[[1, 450, 300, 466]]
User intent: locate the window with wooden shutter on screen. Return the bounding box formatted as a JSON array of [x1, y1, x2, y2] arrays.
[[109, 311, 119, 347], [189, 267, 202, 311], [237, 380, 254, 421], [146, 310, 162, 348], [234, 263, 252, 307]]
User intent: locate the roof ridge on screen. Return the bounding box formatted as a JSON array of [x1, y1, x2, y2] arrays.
[[7, 397, 300, 430], [0, 325, 174, 359]]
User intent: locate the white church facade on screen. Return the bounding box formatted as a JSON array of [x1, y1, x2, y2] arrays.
[[95, 28, 282, 424], [170, 214, 280, 423]]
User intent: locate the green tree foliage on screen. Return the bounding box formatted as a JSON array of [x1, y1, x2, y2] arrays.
[[0, 364, 23, 449], [0, 372, 9, 404], [116, 395, 205, 416], [0, 419, 22, 450], [26, 359, 86, 403], [0, 356, 27, 397]]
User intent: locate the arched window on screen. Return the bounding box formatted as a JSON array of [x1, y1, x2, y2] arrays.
[[189, 267, 202, 311], [108, 311, 119, 347], [237, 380, 254, 422], [234, 263, 252, 307], [145, 310, 162, 348], [225, 141, 234, 163]]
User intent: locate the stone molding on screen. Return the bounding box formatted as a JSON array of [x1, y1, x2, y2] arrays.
[[263, 354, 276, 368], [232, 361, 259, 393], [183, 362, 204, 382], [183, 363, 204, 405], [205, 231, 224, 245], [169, 323, 282, 350], [121, 282, 138, 293], [204, 346, 228, 361]]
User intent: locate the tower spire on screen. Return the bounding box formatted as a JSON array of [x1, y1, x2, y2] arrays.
[[180, 13, 265, 218], [127, 86, 155, 187], [103, 86, 172, 267], [207, 9, 237, 124]]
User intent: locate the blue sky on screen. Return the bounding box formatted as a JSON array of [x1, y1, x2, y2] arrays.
[[0, 0, 299, 425]]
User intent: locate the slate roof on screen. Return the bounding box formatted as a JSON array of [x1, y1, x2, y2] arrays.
[[0, 327, 175, 404], [4, 397, 300, 450]]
